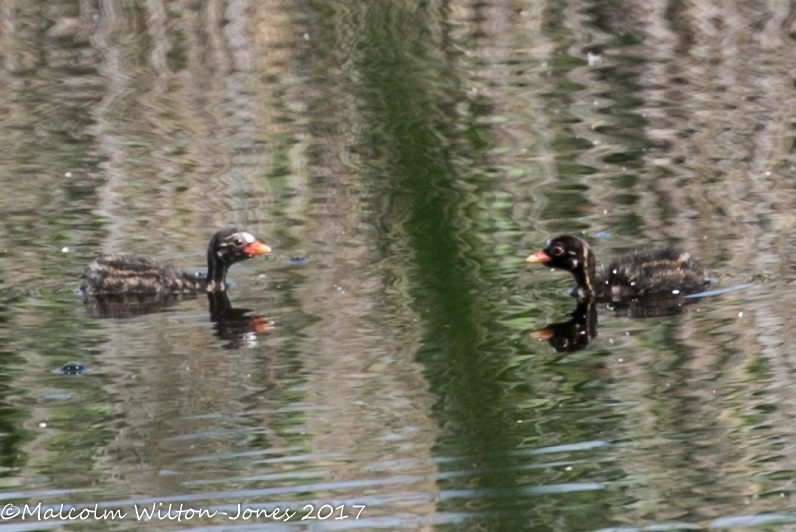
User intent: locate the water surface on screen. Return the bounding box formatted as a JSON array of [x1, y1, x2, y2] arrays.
[[0, 0, 793, 530]]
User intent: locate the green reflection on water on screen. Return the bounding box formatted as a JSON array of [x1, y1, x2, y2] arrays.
[[350, 1, 549, 526], [338, 0, 637, 528], [353, 0, 513, 443]]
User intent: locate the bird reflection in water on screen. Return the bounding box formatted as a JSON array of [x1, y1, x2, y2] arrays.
[[531, 299, 598, 353], [82, 291, 272, 350], [529, 295, 705, 353], [207, 292, 273, 350], [82, 292, 190, 319]]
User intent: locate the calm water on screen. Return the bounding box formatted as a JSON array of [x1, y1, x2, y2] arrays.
[[0, 0, 794, 530]]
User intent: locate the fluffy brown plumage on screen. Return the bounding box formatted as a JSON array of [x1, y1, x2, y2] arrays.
[[526, 235, 709, 301], [81, 228, 271, 296]]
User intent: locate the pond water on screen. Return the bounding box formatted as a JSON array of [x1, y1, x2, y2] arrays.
[[0, 0, 795, 531]]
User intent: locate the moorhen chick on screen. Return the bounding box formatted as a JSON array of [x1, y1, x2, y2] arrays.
[[526, 235, 709, 301], [81, 228, 271, 296]]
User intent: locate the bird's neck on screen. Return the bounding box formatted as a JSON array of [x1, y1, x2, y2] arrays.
[[572, 248, 596, 298], [206, 247, 227, 292]]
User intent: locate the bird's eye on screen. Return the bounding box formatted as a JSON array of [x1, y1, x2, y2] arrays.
[[233, 238, 244, 247], [550, 246, 564, 257]]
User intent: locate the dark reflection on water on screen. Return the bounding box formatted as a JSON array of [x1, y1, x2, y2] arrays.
[[531, 299, 598, 353], [207, 292, 273, 350], [358, 22, 525, 532], [80, 290, 272, 350], [82, 292, 198, 319]]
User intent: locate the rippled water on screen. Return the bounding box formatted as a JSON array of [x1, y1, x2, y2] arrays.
[[0, 0, 794, 530]]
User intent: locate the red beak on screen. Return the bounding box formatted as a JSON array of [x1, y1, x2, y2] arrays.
[[525, 250, 551, 264], [243, 241, 271, 257]]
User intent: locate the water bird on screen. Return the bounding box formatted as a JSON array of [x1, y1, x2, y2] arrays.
[[81, 228, 271, 296], [526, 235, 709, 301]]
